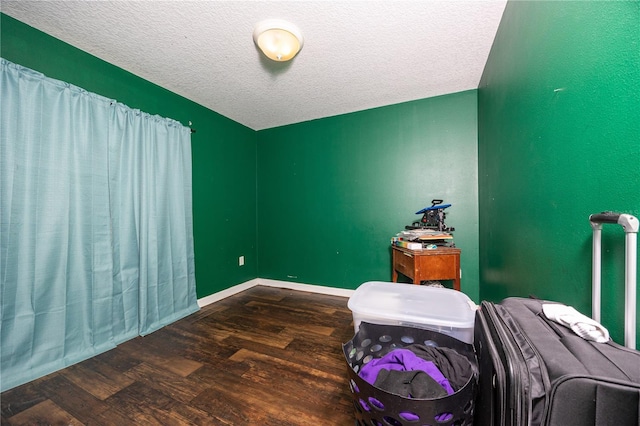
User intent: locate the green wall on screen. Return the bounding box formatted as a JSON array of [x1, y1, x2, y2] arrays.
[[257, 91, 480, 300], [478, 1, 640, 344], [1, 14, 259, 298]]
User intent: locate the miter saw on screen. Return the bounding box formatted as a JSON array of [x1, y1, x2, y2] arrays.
[[406, 199, 455, 232]]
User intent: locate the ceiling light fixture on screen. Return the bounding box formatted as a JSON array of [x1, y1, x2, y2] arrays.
[[253, 19, 304, 62]]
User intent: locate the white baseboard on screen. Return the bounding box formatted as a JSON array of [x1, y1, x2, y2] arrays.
[[197, 278, 354, 307], [197, 278, 260, 307], [258, 278, 355, 298]]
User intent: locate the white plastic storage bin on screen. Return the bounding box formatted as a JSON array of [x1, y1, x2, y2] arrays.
[[348, 281, 477, 344]]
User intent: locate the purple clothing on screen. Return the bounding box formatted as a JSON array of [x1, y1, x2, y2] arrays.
[[359, 348, 454, 395]]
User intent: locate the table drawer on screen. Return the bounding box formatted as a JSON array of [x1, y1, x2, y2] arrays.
[[415, 254, 458, 279], [393, 249, 416, 279]]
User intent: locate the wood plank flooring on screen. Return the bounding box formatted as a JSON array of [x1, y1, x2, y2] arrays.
[[1, 286, 357, 425]]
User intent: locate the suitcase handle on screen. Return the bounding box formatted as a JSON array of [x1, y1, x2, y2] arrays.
[[590, 212, 638, 349], [590, 211, 621, 224], [590, 211, 639, 232]]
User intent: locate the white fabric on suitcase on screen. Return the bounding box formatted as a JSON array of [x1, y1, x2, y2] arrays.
[[542, 303, 610, 343]]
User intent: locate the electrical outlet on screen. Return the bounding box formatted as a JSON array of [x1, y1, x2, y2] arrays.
[[239, 256, 245, 266]]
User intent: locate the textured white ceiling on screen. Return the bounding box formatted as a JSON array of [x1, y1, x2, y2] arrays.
[[2, 1, 507, 130]]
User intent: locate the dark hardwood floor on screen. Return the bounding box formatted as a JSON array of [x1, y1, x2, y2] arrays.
[[1, 286, 357, 425]]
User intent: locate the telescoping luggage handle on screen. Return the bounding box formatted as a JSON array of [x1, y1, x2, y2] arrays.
[[589, 212, 638, 349]]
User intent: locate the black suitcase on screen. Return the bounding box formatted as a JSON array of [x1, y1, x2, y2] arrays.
[[474, 212, 640, 426], [474, 297, 640, 425]]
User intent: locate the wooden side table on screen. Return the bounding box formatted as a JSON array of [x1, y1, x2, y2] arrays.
[[391, 246, 461, 291]]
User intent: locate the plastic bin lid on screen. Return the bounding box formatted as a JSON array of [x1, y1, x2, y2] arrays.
[[348, 281, 477, 328]]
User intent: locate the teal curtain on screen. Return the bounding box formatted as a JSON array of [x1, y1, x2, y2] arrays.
[[109, 103, 197, 336], [0, 59, 198, 392]]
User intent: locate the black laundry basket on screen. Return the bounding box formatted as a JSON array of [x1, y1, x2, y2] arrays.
[[343, 322, 478, 426]]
